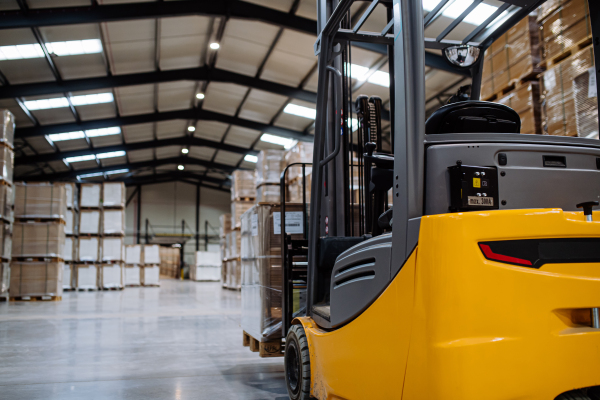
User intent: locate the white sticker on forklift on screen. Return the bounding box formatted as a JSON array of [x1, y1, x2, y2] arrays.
[[273, 212, 304, 235], [468, 196, 494, 206]]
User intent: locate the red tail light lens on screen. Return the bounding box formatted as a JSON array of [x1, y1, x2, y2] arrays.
[[479, 243, 533, 266]]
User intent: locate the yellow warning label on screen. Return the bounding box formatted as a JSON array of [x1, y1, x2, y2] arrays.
[[473, 178, 481, 188]]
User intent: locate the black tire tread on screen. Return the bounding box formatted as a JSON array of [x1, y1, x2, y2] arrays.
[[286, 324, 312, 400], [556, 390, 592, 400]]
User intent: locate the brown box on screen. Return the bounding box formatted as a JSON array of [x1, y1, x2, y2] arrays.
[[495, 82, 543, 135], [255, 149, 284, 186], [9, 261, 63, 297], [231, 170, 256, 200], [231, 200, 253, 229], [541, 0, 591, 62], [256, 183, 281, 203], [284, 142, 313, 183], [14, 183, 67, 220], [219, 213, 231, 237], [13, 222, 65, 258]]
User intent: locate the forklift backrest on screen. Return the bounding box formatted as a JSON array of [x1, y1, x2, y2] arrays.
[[425, 101, 521, 135]]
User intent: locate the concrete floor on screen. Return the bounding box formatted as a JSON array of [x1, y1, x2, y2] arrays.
[[0, 279, 288, 399]]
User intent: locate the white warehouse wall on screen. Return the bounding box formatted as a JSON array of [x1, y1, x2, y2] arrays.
[[125, 181, 230, 265]]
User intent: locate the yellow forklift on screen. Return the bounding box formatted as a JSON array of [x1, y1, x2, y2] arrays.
[[279, 0, 600, 399]]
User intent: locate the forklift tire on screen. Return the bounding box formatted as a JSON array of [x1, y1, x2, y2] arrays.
[[556, 390, 593, 400], [285, 324, 311, 400]]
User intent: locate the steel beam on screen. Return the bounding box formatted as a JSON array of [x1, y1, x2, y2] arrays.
[[120, 173, 230, 191], [17, 108, 312, 141], [15, 136, 257, 166]]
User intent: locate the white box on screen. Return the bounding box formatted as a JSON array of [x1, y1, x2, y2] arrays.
[[79, 237, 99, 262], [100, 264, 123, 289], [103, 209, 125, 235], [124, 265, 140, 286], [80, 184, 101, 208], [64, 237, 74, 261], [79, 210, 100, 234], [141, 265, 160, 286], [102, 237, 123, 261], [103, 182, 125, 207], [143, 245, 160, 264], [191, 266, 221, 281], [63, 182, 76, 209], [75, 264, 97, 289], [195, 251, 221, 267], [62, 264, 73, 289], [125, 245, 141, 264], [65, 209, 76, 235]]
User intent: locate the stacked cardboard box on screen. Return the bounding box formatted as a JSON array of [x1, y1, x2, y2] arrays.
[[76, 183, 101, 290], [225, 228, 242, 290], [255, 149, 284, 203], [496, 82, 543, 135], [284, 142, 313, 203], [159, 246, 180, 278], [124, 244, 142, 286], [12, 183, 66, 299], [60, 183, 77, 289], [0, 111, 13, 299], [219, 213, 231, 287], [190, 251, 221, 281], [100, 182, 125, 289], [141, 244, 160, 286]]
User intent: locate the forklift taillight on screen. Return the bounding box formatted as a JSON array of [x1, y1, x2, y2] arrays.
[[478, 243, 533, 266]]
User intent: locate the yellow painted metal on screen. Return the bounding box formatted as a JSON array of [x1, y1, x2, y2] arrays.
[[296, 209, 600, 400]]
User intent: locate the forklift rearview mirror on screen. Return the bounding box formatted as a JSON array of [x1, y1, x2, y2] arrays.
[[444, 45, 481, 68]]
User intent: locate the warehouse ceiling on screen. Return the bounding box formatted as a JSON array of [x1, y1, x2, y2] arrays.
[[0, 0, 484, 189]]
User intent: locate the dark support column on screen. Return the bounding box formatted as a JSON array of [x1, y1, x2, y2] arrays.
[[588, 0, 600, 136], [136, 185, 141, 244], [196, 184, 200, 251], [205, 220, 209, 251], [145, 218, 149, 244]]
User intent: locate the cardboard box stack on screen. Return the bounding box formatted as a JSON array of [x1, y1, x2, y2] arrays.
[[0, 111, 13, 300], [255, 150, 284, 203], [60, 183, 77, 289], [230, 170, 255, 229], [76, 183, 101, 290], [284, 142, 313, 203], [11, 182, 65, 299], [219, 213, 231, 287], [124, 244, 142, 286], [100, 182, 125, 289], [190, 251, 221, 281], [141, 244, 160, 286], [225, 228, 242, 290], [159, 246, 180, 278]]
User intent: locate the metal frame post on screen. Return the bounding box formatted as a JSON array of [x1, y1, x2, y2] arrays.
[[195, 184, 200, 251], [136, 185, 142, 244]]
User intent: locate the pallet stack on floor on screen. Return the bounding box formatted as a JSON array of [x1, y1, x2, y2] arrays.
[[11, 183, 66, 301], [141, 244, 160, 286], [219, 213, 231, 288], [0, 111, 13, 301], [100, 182, 126, 290], [159, 246, 180, 278], [75, 183, 102, 290], [62, 182, 78, 290], [124, 244, 142, 286], [190, 251, 221, 281]]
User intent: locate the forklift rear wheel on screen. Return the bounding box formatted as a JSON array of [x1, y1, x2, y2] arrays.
[[556, 389, 595, 400], [285, 324, 311, 400]]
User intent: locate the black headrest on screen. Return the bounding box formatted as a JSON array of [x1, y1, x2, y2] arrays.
[[425, 101, 521, 135]]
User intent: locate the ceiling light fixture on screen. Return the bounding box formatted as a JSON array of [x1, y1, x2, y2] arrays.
[[24, 92, 114, 111], [178, 165, 185, 170], [188, 126, 196, 132], [0, 39, 103, 61], [283, 104, 317, 120], [210, 42, 220, 50], [260, 134, 297, 150], [244, 154, 258, 163], [196, 93, 205, 100], [77, 168, 129, 179], [64, 150, 125, 164], [181, 148, 189, 154]]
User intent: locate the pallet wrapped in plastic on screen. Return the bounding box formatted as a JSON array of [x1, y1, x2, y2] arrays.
[[60, 182, 77, 209], [143, 244, 160, 264], [256, 184, 280, 203], [226, 230, 241, 259], [0, 110, 15, 149], [102, 182, 125, 208], [0, 183, 13, 222], [541, 45, 595, 136], [78, 236, 99, 262], [573, 68, 599, 138], [141, 265, 159, 286], [124, 265, 141, 285], [255, 149, 284, 186], [240, 203, 305, 342], [10, 261, 63, 297], [103, 209, 125, 235], [79, 210, 100, 234], [80, 183, 101, 208], [100, 263, 123, 289], [284, 142, 313, 183], [219, 213, 231, 237], [0, 145, 13, 184], [230, 170, 256, 200], [14, 183, 66, 220], [540, 0, 591, 63], [231, 200, 253, 228], [125, 244, 142, 264], [102, 237, 124, 261], [191, 251, 221, 281], [75, 264, 97, 290], [0, 262, 9, 296], [496, 81, 543, 135], [0, 220, 11, 261], [226, 259, 241, 289], [64, 236, 75, 261], [13, 222, 64, 258], [62, 264, 73, 289], [65, 209, 76, 235]]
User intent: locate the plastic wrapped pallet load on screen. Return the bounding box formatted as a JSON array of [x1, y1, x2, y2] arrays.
[[231, 201, 253, 229], [12, 222, 64, 258], [102, 237, 124, 261], [10, 261, 63, 298], [0, 145, 13, 185], [191, 251, 221, 281], [80, 183, 101, 208], [141, 265, 160, 286], [0, 110, 15, 148], [79, 210, 100, 234], [219, 213, 231, 237], [62, 264, 73, 289], [0, 184, 13, 222], [103, 209, 125, 235], [227, 259, 241, 290], [230, 170, 256, 200], [143, 244, 160, 264], [495, 82, 543, 135], [0, 262, 9, 297], [240, 203, 306, 342], [539, 0, 591, 63], [0, 220, 11, 261], [61, 182, 77, 209], [75, 264, 97, 290], [65, 209, 76, 235], [63, 236, 75, 261], [78, 236, 99, 262], [14, 183, 66, 220], [124, 265, 141, 286], [573, 68, 599, 138], [125, 245, 142, 264], [100, 263, 123, 289], [102, 182, 125, 208], [284, 142, 313, 183]]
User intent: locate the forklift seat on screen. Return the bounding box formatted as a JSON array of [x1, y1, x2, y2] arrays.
[[426, 100, 521, 135]]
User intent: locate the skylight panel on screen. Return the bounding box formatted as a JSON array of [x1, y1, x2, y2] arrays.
[[422, 0, 500, 26], [463, 3, 498, 25], [443, 0, 475, 20], [77, 168, 129, 179], [65, 151, 125, 164], [260, 134, 297, 150], [284, 104, 317, 120], [65, 154, 96, 163], [24, 92, 114, 111], [47, 131, 86, 142], [0, 39, 103, 61], [96, 151, 126, 159], [244, 154, 258, 163], [85, 127, 121, 137], [368, 71, 390, 87]]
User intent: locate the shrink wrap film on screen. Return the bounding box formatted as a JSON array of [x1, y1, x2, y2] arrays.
[[75, 264, 97, 289], [65, 209, 76, 235], [231, 200, 253, 229], [62, 264, 73, 290], [256, 184, 281, 203], [0, 262, 8, 295], [78, 236, 99, 262], [226, 230, 241, 259], [64, 236, 75, 261], [195, 251, 221, 267], [0, 145, 13, 184], [0, 184, 13, 222], [102, 237, 124, 261], [230, 170, 256, 200], [125, 244, 142, 264], [14, 183, 67, 220], [79, 210, 100, 234], [141, 265, 159, 286], [100, 263, 123, 289], [538, 0, 563, 23], [219, 213, 231, 237], [10, 261, 63, 297], [0, 220, 11, 260], [102, 182, 125, 208], [255, 150, 284, 186], [226, 259, 241, 290], [124, 265, 141, 286], [103, 209, 125, 235], [284, 142, 313, 183], [80, 183, 101, 208], [190, 265, 221, 281], [541, 46, 594, 136], [0, 110, 14, 148], [573, 68, 599, 138], [541, 0, 591, 62], [60, 182, 77, 209], [143, 244, 160, 264], [240, 203, 305, 342], [13, 222, 64, 258], [495, 82, 543, 135]]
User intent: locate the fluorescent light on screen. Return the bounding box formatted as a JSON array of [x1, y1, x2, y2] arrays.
[[210, 42, 220, 50], [96, 151, 125, 159], [178, 165, 185, 170], [368, 70, 390, 87], [463, 3, 498, 25], [46, 127, 120, 143], [187, 126, 196, 132], [244, 154, 258, 163], [196, 93, 205, 100], [77, 168, 129, 180], [105, 169, 129, 175], [65, 154, 96, 163], [283, 104, 316, 120], [422, 0, 500, 26], [0, 39, 103, 61], [47, 131, 86, 142], [260, 134, 297, 150], [65, 150, 125, 163], [70, 92, 114, 106], [181, 148, 189, 154], [78, 172, 104, 178], [85, 127, 121, 137], [24, 92, 114, 111], [349, 64, 369, 81]]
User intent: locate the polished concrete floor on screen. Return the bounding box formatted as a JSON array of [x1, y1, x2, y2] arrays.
[[0, 279, 288, 399]]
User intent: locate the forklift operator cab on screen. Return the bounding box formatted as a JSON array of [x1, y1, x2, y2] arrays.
[[281, 1, 600, 399]]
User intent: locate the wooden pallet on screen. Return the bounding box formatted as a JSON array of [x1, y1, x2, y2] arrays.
[[142, 284, 160, 287], [243, 331, 284, 358], [540, 36, 593, 69], [232, 197, 255, 202], [100, 287, 123, 291], [125, 284, 141, 287], [482, 74, 541, 102], [14, 217, 66, 224], [10, 295, 62, 301], [76, 288, 97, 292], [12, 256, 64, 262]]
